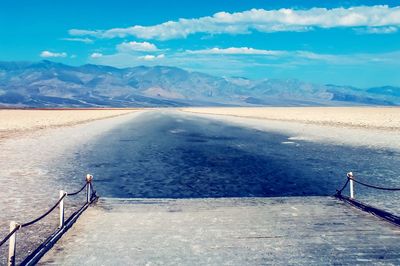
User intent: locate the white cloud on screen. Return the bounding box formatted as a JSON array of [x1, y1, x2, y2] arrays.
[[139, 55, 155, 60], [92, 45, 400, 67], [185, 47, 400, 65], [185, 47, 339, 61], [187, 47, 285, 55], [40, 51, 67, 58], [68, 29, 98, 36], [69, 6, 400, 40], [89, 48, 400, 87], [117, 41, 159, 52], [61, 37, 94, 43], [138, 54, 165, 60], [90, 52, 103, 58], [360, 26, 398, 34]]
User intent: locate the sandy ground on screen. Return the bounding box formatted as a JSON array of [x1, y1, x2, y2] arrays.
[[181, 107, 400, 151], [182, 107, 400, 131], [0, 109, 139, 142]]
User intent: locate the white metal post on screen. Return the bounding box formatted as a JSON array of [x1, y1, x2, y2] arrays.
[[86, 174, 93, 203], [59, 190, 65, 228], [347, 172, 355, 199], [350, 179, 355, 199], [86, 183, 91, 203], [8, 221, 17, 266]]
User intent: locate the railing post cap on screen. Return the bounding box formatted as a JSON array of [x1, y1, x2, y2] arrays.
[[9, 220, 21, 231], [347, 172, 354, 178], [86, 174, 93, 183]]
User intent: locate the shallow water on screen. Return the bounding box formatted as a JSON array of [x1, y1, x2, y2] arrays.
[[68, 111, 400, 207]]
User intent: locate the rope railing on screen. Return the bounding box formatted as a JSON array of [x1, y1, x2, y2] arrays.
[[335, 171, 400, 198], [66, 182, 88, 196], [349, 178, 400, 191], [335, 171, 400, 227], [0, 174, 98, 266], [19, 193, 67, 229], [335, 177, 350, 196], [0, 227, 19, 249]]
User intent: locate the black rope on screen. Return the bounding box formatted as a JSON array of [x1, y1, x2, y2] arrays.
[[67, 183, 87, 196], [20, 182, 95, 227], [20, 193, 67, 228], [350, 177, 400, 191], [0, 226, 19, 247], [0, 181, 97, 248], [335, 177, 350, 196], [335, 176, 400, 196]]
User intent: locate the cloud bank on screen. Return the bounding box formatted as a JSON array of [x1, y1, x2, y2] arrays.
[[40, 51, 67, 58], [138, 54, 165, 60], [61, 37, 94, 43], [187, 47, 285, 55], [117, 41, 159, 52], [90, 52, 103, 58], [69, 5, 400, 40]]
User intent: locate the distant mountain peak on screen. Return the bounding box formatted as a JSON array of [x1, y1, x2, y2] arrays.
[[0, 60, 398, 107]]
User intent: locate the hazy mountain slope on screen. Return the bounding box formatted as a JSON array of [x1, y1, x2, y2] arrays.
[[0, 61, 398, 107]]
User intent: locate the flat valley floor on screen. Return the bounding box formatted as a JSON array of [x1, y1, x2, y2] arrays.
[[0, 107, 399, 265]]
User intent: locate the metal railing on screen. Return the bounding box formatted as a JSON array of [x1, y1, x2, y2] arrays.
[[0, 174, 98, 266], [335, 171, 400, 227]]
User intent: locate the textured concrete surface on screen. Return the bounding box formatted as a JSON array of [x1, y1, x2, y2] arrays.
[[40, 197, 400, 265]]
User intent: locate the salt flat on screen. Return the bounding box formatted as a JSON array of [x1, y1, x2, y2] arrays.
[[0, 110, 147, 264], [1, 108, 399, 264], [40, 197, 400, 265], [0, 109, 138, 142], [182, 107, 400, 151], [182, 107, 400, 131]]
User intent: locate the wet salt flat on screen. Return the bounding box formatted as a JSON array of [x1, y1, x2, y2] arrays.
[[1, 110, 400, 264], [78, 111, 400, 208]]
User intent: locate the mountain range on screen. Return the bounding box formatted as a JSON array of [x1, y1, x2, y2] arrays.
[[0, 60, 399, 107]]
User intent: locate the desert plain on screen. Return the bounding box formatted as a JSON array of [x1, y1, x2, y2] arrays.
[[0, 109, 139, 141], [0, 107, 399, 263], [0, 107, 399, 142], [182, 107, 400, 130]]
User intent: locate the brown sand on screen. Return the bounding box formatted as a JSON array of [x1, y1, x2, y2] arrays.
[[0, 109, 139, 141], [182, 107, 400, 131]]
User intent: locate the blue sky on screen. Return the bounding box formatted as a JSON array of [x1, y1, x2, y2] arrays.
[[1, 0, 400, 87]]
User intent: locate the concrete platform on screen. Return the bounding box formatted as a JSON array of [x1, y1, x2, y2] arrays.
[[40, 197, 400, 265]]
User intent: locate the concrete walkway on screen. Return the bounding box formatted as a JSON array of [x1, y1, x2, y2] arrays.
[[40, 197, 400, 265]]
